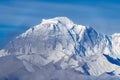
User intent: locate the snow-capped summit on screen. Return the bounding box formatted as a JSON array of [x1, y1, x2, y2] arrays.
[[5, 16, 114, 57], [41, 17, 74, 28], [18, 17, 74, 38], [1, 17, 120, 80]]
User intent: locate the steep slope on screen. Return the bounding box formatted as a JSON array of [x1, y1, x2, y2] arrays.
[[0, 17, 120, 79], [5, 17, 113, 56]]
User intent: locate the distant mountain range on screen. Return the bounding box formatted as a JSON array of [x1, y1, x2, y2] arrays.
[[0, 17, 120, 80]]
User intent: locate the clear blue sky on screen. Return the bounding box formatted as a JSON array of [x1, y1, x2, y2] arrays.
[[0, 0, 120, 49]]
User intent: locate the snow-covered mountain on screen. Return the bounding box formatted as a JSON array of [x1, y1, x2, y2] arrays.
[[0, 17, 120, 80]]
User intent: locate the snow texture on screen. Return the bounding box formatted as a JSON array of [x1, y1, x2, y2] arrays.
[[0, 17, 120, 80]]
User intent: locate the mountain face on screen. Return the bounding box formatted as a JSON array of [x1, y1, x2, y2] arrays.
[[0, 17, 120, 80]]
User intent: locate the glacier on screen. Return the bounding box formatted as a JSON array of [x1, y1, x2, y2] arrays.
[[0, 17, 120, 80]]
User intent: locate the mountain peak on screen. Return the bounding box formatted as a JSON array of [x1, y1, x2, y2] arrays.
[[6, 17, 120, 59], [20, 17, 79, 38], [41, 17, 74, 29], [112, 33, 120, 37], [6, 17, 98, 56], [41, 17, 73, 24], [2, 17, 120, 79]]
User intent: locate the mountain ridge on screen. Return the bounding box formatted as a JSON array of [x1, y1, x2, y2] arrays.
[[0, 17, 120, 80]]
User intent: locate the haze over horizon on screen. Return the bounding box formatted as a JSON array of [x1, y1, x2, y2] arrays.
[[0, 0, 120, 49]]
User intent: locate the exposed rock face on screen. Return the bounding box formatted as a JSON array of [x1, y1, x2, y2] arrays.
[[0, 17, 120, 80]]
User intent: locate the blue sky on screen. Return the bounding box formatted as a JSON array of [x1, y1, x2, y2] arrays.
[[0, 0, 120, 49]]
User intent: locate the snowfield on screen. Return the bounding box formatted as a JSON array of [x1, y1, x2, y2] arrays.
[[0, 17, 120, 80]]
